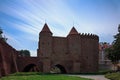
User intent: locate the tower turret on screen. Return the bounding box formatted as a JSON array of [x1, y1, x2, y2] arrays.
[[39, 23, 52, 36], [67, 27, 81, 73], [37, 23, 53, 72], [38, 23, 53, 56], [68, 27, 78, 35]]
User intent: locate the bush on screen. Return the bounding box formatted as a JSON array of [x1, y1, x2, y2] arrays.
[[105, 72, 120, 80]]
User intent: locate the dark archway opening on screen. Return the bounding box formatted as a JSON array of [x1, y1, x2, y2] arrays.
[[23, 64, 39, 72], [51, 64, 67, 74]]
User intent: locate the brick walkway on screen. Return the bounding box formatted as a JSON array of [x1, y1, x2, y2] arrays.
[[70, 75, 110, 80]]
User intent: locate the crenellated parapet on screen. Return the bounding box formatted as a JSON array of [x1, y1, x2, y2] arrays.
[[38, 23, 99, 73], [80, 33, 99, 40]]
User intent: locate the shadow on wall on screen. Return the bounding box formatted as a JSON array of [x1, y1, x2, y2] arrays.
[[23, 64, 39, 72]]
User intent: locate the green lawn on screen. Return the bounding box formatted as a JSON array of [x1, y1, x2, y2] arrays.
[[105, 72, 120, 80], [0, 72, 92, 80]]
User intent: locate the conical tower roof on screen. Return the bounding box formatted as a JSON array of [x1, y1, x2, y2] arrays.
[[40, 23, 52, 33], [68, 27, 78, 35]]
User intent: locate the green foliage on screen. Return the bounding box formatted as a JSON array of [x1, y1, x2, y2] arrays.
[[0, 72, 92, 80], [105, 24, 120, 65], [105, 48, 119, 64], [18, 50, 30, 57], [105, 72, 120, 80]]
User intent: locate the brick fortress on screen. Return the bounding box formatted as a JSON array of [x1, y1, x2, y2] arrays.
[[0, 23, 99, 77], [37, 23, 99, 73]]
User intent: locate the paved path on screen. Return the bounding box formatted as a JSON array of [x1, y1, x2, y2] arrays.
[[70, 75, 110, 80]]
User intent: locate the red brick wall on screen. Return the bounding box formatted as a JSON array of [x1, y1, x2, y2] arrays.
[[81, 35, 99, 72], [38, 31, 99, 73], [0, 39, 18, 77], [52, 37, 67, 60], [0, 39, 40, 76], [17, 57, 40, 72]]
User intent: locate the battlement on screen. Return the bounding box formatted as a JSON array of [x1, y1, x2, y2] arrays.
[[38, 23, 99, 73], [80, 33, 99, 40], [39, 23, 99, 40]]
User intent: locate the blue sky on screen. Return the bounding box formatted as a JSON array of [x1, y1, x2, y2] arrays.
[[0, 0, 120, 56]]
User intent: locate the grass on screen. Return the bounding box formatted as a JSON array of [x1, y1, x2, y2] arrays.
[[105, 72, 120, 80], [0, 72, 92, 80]]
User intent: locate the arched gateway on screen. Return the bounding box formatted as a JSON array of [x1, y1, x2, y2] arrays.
[[37, 23, 99, 73], [0, 23, 99, 77], [54, 64, 66, 73], [23, 64, 39, 72], [51, 64, 67, 73]]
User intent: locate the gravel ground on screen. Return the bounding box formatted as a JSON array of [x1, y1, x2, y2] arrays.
[[70, 75, 110, 80]]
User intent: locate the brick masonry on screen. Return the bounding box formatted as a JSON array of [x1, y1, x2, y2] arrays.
[[37, 23, 99, 73], [0, 23, 99, 77]]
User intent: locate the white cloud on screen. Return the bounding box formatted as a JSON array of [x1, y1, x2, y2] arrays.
[[1, 0, 120, 56], [30, 50, 37, 57], [4, 32, 24, 49]]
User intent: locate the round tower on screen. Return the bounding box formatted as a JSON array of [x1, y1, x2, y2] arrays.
[[67, 27, 81, 73], [37, 23, 53, 72], [38, 23, 53, 57]]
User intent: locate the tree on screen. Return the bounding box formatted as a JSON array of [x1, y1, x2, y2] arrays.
[[105, 24, 120, 71], [0, 27, 7, 42], [18, 50, 30, 57]]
